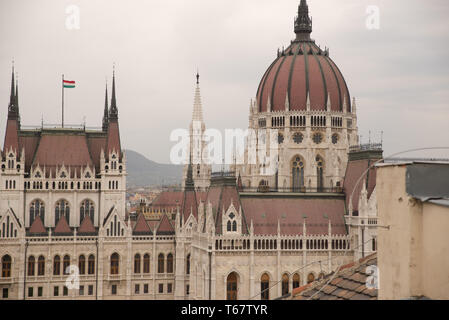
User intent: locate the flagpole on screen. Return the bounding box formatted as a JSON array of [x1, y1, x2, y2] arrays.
[[62, 74, 64, 128]]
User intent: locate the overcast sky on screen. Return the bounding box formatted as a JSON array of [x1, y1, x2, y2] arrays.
[[1, 0, 448, 163]]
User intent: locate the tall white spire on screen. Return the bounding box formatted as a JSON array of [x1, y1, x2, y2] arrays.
[[192, 72, 204, 122]]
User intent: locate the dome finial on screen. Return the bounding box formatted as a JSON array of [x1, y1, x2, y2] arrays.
[[294, 0, 312, 41]]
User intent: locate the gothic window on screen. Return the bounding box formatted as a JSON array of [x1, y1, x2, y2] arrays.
[[88, 255, 95, 275], [186, 254, 190, 275], [278, 133, 284, 144], [226, 272, 238, 300], [143, 254, 150, 273], [80, 199, 94, 224], [38, 256, 45, 276], [226, 212, 237, 233], [167, 253, 174, 273], [260, 273, 270, 300], [197, 164, 200, 176], [291, 156, 305, 191], [332, 133, 339, 144], [293, 132, 303, 144], [307, 273, 315, 283], [312, 133, 322, 144], [29, 200, 45, 225], [63, 255, 70, 275], [134, 254, 141, 274], [158, 253, 164, 273], [1, 255, 11, 278], [110, 253, 119, 275], [55, 200, 70, 225], [293, 273, 300, 289], [282, 273, 289, 296], [27, 256, 35, 276], [78, 255, 86, 275], [53, 255, 60, 275], [316, 156, 324, 191]]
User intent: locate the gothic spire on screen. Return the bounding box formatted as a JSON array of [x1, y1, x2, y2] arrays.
[[7, 62, 19, 119], [185, 152, 195, 191], [15, 78, 20, 126], [109, 66, 118, 120], [192, 71, 204, 122], [294, 0, 313, 41], [102, 81, 109, 131]]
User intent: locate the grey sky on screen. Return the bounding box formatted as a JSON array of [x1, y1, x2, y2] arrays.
[[1, 0, 448, 163]]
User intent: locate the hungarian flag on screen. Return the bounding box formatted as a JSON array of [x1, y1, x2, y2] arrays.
[[63, 79, 75, 88]]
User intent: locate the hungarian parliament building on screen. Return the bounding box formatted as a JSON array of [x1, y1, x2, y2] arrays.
[[0, 1, 380, 300]]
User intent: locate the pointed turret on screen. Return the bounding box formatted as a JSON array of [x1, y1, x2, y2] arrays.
[[192, 72, 204, 122], [102, 82, 109, 131], [294, 0, 313, 41], [106, 67, 122, 158], [14, 77, 20, 127], [185, 153, 195, 191], [109, 68, 118, 120], [4, 64, 20, 153]]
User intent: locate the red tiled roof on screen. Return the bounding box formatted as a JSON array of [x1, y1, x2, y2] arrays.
[[156, 214, 174, 234], [106, 121, 121, 157], [181, 190, 198, 222], [257, 42, 350, 113], [28, 216, 46, 234], [289, 253, 378, 300], [133, 213, 152, 234], [343, 159, 377, 214], [54, 216, 72, 234], [78, 216, 96, 234], [151, 191, 183, 208], [32, 134, 94, 175], [3, 119, 19, 153], [240, 195, 346, 236]]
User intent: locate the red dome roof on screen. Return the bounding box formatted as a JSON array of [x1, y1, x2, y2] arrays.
[[256, 2, 350, 113]]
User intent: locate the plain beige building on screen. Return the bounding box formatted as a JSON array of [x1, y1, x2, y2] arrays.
[[377, 162, 449, 300]]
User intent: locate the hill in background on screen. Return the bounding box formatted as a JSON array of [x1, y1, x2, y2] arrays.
[[124, 149, 183, 187]]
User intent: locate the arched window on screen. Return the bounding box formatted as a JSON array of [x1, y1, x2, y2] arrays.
[[316, 156, 324, 191], [226, 272, 238, 300], [227, 221, 232, 232], [27, 256, 35, 276], [282, 273, 289, 295], [53, 255, 60, 275], [78, 255, 86, 275], [143, 254, 150, 274], [261, 273, 270, 300], [1, 255, 12, 278], [134, 254, 141, 274], [29, 200, 45, 225], [55, 200, 70, 225], [110, 253, 119, 275], [167, 253, 174, 273], [232, 221, 237, 232], [186, 254, 190, 275], [293, 273, 300, 289], [307, 273, 315, 284], [157, 253, 164, 273], [37, 256, 45, 276], [80, 199, 95, 223], [63, 255, 70, 275], [88, 255, 95, 275], [291, 156, 305, 191]]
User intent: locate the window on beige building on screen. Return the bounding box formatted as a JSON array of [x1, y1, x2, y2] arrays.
[[111, 253, 119, 275], [1, 255, 11, 278], [261, 273, 270, 300]]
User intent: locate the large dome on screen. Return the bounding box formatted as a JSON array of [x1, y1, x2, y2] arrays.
[[256, 1, 350, 113]]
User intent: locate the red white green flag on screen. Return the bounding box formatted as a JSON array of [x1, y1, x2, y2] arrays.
[[63, 79, 75, 88]]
